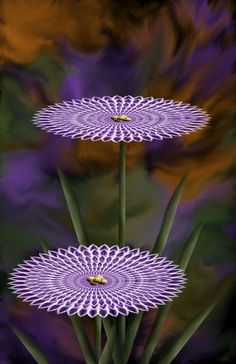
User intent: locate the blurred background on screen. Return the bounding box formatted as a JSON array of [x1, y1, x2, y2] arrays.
[[0, 0, 236, 363]]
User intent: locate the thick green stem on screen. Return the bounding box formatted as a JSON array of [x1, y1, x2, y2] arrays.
[[96, 316, 102, 361], [119, 141, 126, 247], [118, 141, 126, 361], [118, 315, 126, 361]]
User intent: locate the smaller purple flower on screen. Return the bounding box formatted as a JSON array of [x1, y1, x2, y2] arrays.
[[9, 245, 186, 318], [33, 96, 209, 143]]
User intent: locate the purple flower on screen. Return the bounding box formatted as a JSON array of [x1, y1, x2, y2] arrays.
[[33, 96, 209, 143], [9, 245, 185, 318]]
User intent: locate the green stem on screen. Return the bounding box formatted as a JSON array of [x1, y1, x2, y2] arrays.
[[119, 141, 126, 247], [118, 141, 126, 362], [118, 315, 126, 361], [96, 316, 102, 361]]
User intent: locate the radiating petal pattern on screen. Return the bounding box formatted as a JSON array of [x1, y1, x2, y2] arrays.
[[33, 96, 210, 143], [9, 244, 186, 318]]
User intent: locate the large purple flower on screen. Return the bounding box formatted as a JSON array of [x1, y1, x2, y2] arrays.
[[9, 245, 185, 318], [33, 96, 209, 143]]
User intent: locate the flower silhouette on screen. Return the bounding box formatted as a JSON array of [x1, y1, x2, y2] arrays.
[[9, 245, 185, 318], [33, 96, 209, 143]]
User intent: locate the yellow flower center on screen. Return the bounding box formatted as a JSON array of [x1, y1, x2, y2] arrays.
[[111, 115, 131, 122], [87, 275, 107, 285]]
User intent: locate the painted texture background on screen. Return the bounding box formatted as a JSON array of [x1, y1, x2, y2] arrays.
[[0, 0, 235, 363]]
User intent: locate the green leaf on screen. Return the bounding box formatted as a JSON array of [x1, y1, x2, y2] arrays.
[[125, 177, 186, 363], [157, 278, 234, 364], [70, 315, 96, 364], [178, 224, 204, 271], [139, 305, 170, 364], [152, 176, 186, 255], [40, 216, 93, 364], [11, 326, 49, 364], [57, 167, 88, 244], [157, 292, 220, 364], [58, 169, 97, 364], [139, 224, 204, 364], [103, 318, 121, 364], [98, 322, 116, 364], [39, 237, 50, 253], [125, 312, 143, 363]]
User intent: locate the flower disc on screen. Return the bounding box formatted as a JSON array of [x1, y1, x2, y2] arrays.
[[9, 245, 186, 317], [33, 96, 209, 143]]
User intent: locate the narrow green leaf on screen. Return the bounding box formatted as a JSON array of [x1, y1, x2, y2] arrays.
[[40, 242, 95, 364], [157, 278, 233, 364], [39, 237, 50, 253], [98, 322, 116, 364], [125, 312, 143, 363], [178, 223, 204, 271], [125, 177, 186, 363], [157, 294, 220, 364], [102, 316, 113, 334], [57, 167, 87, 244], [103, 318, 121, 364], [139, 305, 170, 364], [152, 176, 186, 255], [139, 224, 204, 364], [58, 169, 96, 363], [70, 315, 96, 364], [11, 326, 49, 364]]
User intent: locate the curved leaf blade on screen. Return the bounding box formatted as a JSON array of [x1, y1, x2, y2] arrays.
[[11, 326, 49, 364], [152, 176, 186, 255], [39, 237, 49, 253], [158, 294, 219, 364], [178, 223, 204, 271], [70, 315, 96, 364], [125, 177, 186, 363], [139, 224, 204, 364], [98, 322, 116, 364], [125, 312, 143, 363], [57, 167, 87, 244]]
